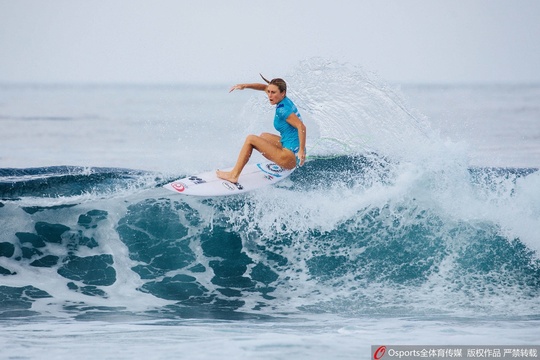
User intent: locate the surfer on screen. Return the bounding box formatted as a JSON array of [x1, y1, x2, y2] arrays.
[[216, 75, 306, 183]]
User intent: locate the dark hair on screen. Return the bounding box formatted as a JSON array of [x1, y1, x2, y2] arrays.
[[260, 73, 287, 93]]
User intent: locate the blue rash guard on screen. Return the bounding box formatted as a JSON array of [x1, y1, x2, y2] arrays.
[[274, 96, 303, 152]]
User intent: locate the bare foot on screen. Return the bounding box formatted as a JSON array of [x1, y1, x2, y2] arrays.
[[216, 170, 239, 183]]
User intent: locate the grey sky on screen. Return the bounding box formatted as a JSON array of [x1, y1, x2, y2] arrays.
[[1, 0, 539, 84]]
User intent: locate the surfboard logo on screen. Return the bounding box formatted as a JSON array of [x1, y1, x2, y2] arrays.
[[188, 176, 206, 184], [266, 163, 283, 173], [257, 163, 284, 177], [221, 182, 244, 191], [221, 182, 236, 191], [171, 182, 187, 192]]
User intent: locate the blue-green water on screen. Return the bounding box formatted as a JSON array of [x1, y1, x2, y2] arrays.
[[1, 60, 539, 359]]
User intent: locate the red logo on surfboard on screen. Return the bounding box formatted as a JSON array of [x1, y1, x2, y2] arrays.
[[171, 182, 186, 192]]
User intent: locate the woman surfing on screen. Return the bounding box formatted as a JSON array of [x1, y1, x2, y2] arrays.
[[216, 75, 306, 183]]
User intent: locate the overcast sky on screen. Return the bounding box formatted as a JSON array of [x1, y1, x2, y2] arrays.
[[1, 0, 539, 84]]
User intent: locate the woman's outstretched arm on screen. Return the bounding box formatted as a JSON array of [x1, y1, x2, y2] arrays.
[[229, 83, 267, 92]]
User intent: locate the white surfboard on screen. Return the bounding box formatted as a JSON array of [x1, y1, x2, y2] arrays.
[[163, 161, 294, 197]]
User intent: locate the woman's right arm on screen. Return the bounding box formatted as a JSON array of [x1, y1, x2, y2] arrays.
[[229, 83, 267, 93]]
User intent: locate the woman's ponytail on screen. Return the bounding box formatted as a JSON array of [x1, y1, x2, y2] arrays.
[[259, 73, 271, 84]]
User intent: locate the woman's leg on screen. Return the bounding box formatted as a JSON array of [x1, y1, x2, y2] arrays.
[[216, 133, 296, 183], [259, 132, 282, 145]]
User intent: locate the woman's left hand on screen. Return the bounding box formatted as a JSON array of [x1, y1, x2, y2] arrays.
[[229, 84, 245, 92]]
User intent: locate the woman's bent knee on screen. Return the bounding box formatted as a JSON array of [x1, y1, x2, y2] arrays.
[[245, 134, 259, 143]]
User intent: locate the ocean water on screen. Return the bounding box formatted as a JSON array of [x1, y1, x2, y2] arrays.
[[1, 59, 539, 359]]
